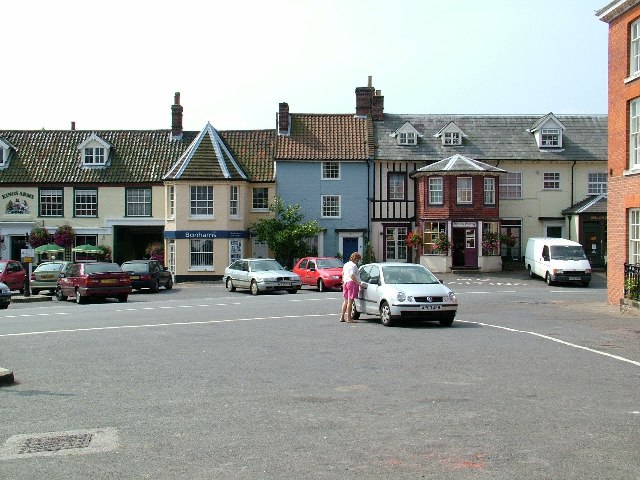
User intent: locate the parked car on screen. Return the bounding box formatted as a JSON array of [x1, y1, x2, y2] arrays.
[[525, 237, 592, 287], [0, 282, 11, 309], [293, 257, 343, 291], [30, 261, 70, 295], [224, 258, 301, 295], [56, 262, 132, 304], [351, 262, 458, 327], [0, 260, 26, 293], [121, 259, 173, 292]]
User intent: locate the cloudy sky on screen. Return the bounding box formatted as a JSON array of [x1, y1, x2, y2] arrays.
[[4, 0, 609, 132]]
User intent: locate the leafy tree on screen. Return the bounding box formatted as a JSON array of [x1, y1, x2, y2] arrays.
[[251, 197, 323, 268]]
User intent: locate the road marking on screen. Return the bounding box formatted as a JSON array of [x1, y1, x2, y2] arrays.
[[458, 320, 640, 367]]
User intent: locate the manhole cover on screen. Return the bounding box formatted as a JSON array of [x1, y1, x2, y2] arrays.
[[0, 428, 117, 460]]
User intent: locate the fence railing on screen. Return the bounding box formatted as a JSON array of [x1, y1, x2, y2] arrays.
[[624, 263, 640, 300]]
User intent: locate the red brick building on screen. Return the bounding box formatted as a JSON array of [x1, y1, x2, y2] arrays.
[[598, 0, 640, 306]]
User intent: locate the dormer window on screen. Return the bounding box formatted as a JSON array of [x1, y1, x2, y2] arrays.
[[84, 147, 105, 164], [390, 122, 422, 146], [541, 129, 560, 147], [434, 121, 466, 146], [78, 133, 111, 167], [399, 132, 416, 145], [0, 138, 14, 169]]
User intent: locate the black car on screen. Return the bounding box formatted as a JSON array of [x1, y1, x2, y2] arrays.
[[0, 281, 11, 309], [121, 260, 173, 292]]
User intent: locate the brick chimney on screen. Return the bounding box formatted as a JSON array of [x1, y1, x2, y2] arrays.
[[355, 75, 375, 117], [372, 89, 384, 121], [71, 121, 76, 131], [278, 102, 290, 136], [171, 92, 183, 140]]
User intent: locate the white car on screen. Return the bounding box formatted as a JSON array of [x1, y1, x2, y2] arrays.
[[352, 262, 458, 327], [224, 258, 301, 295]]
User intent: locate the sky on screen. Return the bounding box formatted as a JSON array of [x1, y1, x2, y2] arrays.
[[4, 0, 610, 132]]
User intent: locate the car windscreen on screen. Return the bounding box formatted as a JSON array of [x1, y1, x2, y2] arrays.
[[85, 263, 122, 274], [251, 260, 285, 272], [121, 262, 149, 272], [316, 258, 343, 269], [382, 266, 440, 284], [35, 263, 65, 272], [549, 245, 587, 260]]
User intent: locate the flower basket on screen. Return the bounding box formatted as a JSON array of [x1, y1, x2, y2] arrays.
[[432, 233, 451, 255], [53, 224, 76, 248], [28, 226, 51, 248], [145, 241, 164, 263], [482, 231, 501, 256], [406, 231, 422, 249]]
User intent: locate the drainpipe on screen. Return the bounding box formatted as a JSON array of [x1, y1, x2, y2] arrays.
[[570, 160, 576, 241]]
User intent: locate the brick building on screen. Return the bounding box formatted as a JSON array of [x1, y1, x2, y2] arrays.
[[597, 0, 640, 307]]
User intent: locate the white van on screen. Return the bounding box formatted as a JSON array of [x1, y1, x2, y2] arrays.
[[524, 237, 591, 287]]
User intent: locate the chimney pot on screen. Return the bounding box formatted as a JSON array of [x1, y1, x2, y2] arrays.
[[71, 121, 76, 131], [171, 91, 184, 140]]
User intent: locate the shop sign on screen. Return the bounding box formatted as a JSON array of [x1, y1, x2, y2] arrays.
[[2, 191, 34, 214], [164, 230, 249, 239], [452, 221, 476, 228]]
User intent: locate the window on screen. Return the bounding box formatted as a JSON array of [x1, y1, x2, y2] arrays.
[[457, 177, 472, 204], [587, 173, 607, 195], [483, 222, 500, 255], [630, 98, 640, 169], [39, 188, 63, 217], [190, 239, 214, 270], [499, 172, 522, 199], [631, 209, 640, 265], [423, 222, 447, 255], [229, 185, 239, 217], [126, 188, 151, 217], [74, 189, 97, 217], [543, 172, 560, 190], [229, 239, 242, 264], [484, 177, 495, 205], [168, 185, 175, 218], [541, 129, 560, 147], [443, 132, 461, 145], [385, 226, 408, 261], [84, 147, 105, 165], [632, 20, 640, 77], [388, 173, 406, 200], [322, 162, 340, 180], [252, 188, 269, 210], [321, 195, 341, 218], [429, 177, 443, 205], [190, 186, 213, 217], [398, 132, 416, 145], [74, 235, 98, 262]]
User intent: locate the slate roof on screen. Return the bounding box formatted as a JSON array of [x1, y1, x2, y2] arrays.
[[275, 114, 374, 161], [562, 194, 608, 215], [411, 154, 507, 176], [375, 114, 607, 163], [0, 128, 275, 184]]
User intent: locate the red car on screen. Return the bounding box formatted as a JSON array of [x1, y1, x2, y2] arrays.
[[0, 260, 26, 293], [293, 257, 344, 292], [56, 262, 132, 304]]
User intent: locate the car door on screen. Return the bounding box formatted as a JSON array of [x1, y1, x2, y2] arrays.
[[6, 262, 25, 291], [296, 259, 311, 285], [237, 260, 250, 289], [59, 264, 79, 296], [305, 259, 317, 286]]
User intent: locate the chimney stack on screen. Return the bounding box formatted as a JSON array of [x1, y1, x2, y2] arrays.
[[355, 77, 384, 120], [171, 92, 183, 140], [71, 121, 76, 131], [372, 90, 384, 121], [278, 102, 290, 136]]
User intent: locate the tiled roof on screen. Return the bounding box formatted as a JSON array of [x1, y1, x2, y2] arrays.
[[0, 128, 275, 184], [375, 114, 607, 163], [275, 114, 373, 161], [412, 154, 507, 175], [562, 194, 608, 215]]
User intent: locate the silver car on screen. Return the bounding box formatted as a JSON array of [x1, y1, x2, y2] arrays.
[[224, 258, 301, 295], [352, 262, 458, 327]]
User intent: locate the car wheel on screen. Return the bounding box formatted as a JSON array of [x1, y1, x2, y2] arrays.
[[581, 282, 590, 288], [528, 265, 535, 279], [19, 288, 24, 295], [318, 279, 325, 292], [546, 272, 554, 286], [165, 278, 173, 290], [31, 289, 40, 295], [351, 302, 360, 320], [287, 288, 298, 294], [55, 287, 68, 302], [75, 289, 87, 304], [226, 277, 236, 292], [380, 301, 394, 327], [0, 304, 8, 309], [250, 280, 259, 296], [151, 279, 160, 293], [117, 294, 128, 303], [439, 314, 455, 327]]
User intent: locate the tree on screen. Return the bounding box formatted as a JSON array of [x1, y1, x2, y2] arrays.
[[251, 197, 323, 268]]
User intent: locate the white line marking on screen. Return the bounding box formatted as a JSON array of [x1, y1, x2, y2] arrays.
[[458, 319, 640, 367]]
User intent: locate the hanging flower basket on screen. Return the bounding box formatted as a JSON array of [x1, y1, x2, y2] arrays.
[[53, 224, 76, 248], [406, 231, 422, 249], [28, 226, 51, 248]]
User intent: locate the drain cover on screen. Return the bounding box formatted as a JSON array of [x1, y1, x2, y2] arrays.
[[0, 428, 117, 460]]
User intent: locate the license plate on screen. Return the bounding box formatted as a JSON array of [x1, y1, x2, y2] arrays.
[[421, 305, 441, 311], [130, 275, 140, 280], [278, 282, 291, 287], [40, 274, 54, 280], [101, 279, 117, 285], [568, 277, 580, 281]]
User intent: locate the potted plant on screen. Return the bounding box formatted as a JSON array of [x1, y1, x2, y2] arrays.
[[145, 241, 164, 263], [482, 231, 501, 256], [432, 233, 451, 255]]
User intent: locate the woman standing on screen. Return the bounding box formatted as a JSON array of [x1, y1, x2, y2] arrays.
[[340, 252, 366, 323]]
